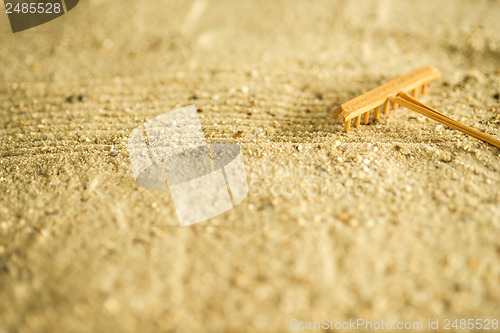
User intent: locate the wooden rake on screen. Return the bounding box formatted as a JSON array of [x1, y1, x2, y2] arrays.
[[333, 66, 500, 149]]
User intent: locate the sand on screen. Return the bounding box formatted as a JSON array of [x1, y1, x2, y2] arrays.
[[0, 0, 499, 332]]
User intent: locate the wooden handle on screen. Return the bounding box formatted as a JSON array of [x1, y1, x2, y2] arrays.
[[389, 93, 500, 150]]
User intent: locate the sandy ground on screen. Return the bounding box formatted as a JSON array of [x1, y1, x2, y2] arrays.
[[0, 0, 500, 332]]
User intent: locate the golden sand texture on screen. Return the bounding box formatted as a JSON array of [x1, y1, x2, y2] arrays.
[[0, 0, 499, 332]]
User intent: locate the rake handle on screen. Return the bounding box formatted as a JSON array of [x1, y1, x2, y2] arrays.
[[389, 94, 500, 150]]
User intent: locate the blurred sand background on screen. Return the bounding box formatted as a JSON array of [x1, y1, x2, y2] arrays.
[[0, 0, 500, 332]]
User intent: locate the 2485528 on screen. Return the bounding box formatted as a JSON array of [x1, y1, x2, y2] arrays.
[[443, 319, 498, 330], [5, 2, 62, 14]]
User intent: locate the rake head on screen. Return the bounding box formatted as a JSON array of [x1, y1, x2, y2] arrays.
[[333, 66, 441, 132]]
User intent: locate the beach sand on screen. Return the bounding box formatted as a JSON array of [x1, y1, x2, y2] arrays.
[[0, 0, 499, 332]]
